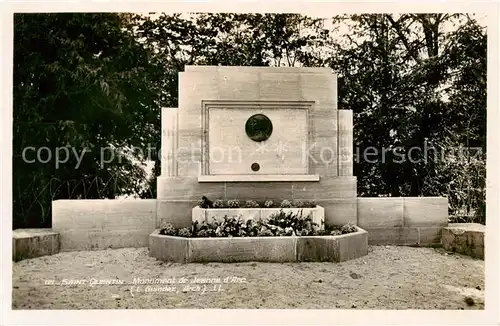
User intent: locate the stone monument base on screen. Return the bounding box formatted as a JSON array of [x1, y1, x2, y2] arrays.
[[156, 176, 358, 228]]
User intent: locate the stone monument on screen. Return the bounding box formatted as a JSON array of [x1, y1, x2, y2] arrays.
[[157, 66, 356, 228], [31, 65, 449, 257]]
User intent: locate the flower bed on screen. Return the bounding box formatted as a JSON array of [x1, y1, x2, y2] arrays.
[[192, 198, 325, 231], [197, 198, 317, 209], [149, 198, 368, 263], [149, 227, 368, 263], [165, 209, 357, 238]]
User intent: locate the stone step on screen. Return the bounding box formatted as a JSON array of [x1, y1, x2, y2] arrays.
[[441, 223, 485, 259], [12, 228, 60, 261]]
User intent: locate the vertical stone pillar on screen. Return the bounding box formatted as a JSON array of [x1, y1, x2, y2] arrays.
[[338, 110, 353, 176], [161, 107, 178, 177]]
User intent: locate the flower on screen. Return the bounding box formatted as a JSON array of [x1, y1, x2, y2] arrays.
[[178, 227, 192, 237], [213, 199, 225, 208], [227, 199, 240, 208], [160, 223, 177, 236], [264, 200, 274, 208], [280, 200, 292, 208], [244, 200, 259, 208]]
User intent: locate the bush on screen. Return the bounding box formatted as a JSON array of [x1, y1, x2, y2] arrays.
[[292, 200, 304, 208], [195, 197, 318, 209], [159, 222, 177, 236], [303, 200, 317, 208], [160, 214, 357, 238], [280, 199, 292, 208], [227, 199, 240, 208], [178, 227, 192, 237], [264, 200, 274, 208], [196, 198, 204, 207], [341, 222, 357, 234], [213, 199, 225, 208], [244, 200, 259, 208]]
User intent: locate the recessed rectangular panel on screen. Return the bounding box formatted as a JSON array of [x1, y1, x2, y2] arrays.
[[208, 108, 308, 175]]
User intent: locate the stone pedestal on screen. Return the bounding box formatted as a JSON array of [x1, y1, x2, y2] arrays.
[[441, 223, 484, 259], [13, 229, 60, 261]]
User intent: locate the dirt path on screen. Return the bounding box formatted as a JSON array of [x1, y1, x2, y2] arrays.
[[12, 246, 484, 309]]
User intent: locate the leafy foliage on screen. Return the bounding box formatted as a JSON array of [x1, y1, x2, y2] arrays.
[[195, 198, 317, 209], [244, 200, 260, 208], [334, 14, 486, 223], [227, 199, 240, 208], [13, 13, 163, 228]]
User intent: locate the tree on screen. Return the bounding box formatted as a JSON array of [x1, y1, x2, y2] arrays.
[[329, 13, 486, 221]]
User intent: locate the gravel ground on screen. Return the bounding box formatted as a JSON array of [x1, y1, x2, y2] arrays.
[[12, 246, 484, 309]]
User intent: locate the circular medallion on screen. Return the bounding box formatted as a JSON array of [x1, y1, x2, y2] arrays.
[[245, 114, 273, 142], [251, 162, 260, 172]]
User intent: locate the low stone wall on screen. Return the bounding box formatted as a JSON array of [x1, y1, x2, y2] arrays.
[[12, 229, 60, 261], [441, 223, 484, 259], [149, 227, 368, 263], [47, 196, 448, 251], [357, 197, 448, 246], [52, 199, 157, 251]]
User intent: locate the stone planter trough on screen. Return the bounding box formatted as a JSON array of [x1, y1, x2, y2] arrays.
[[192, 205, 325, 230], [149, 226, 368, 263]]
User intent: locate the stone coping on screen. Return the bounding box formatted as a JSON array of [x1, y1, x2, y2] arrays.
[[444, 223, 485, 233], [149, 227, 368, 263], [13, 228, 59, 238], [197, 174, 320, 182]]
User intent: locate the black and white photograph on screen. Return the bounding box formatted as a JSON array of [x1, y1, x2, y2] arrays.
[[1, 1, 499, 325]]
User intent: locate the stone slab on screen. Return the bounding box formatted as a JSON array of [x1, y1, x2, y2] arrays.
[[363, 227, 442, 246], [403, 197, 448, 227], [296, 236, 337, 262], [157, 200, 196, 229], [225, 182, 294, 202], [187, 237, 297, 263], [357, 197, 404, 228], [441, 223, 484, 259], [12, 229, 60, 261], [363, 227, 419, 246], [335, 227, 369, 262], [174, 66, 340, 179], [316, 198, 357, 226], [207, 107, 308, 175], [292, 176, 356, 200], [253, 237, 298, 262], [418, 227, 443, 245], [299, 72, 337, 104], [157, 176, 225, 200], [149, 230, 189, 263], [338, 110, 353, 176]]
